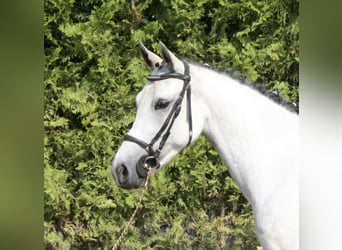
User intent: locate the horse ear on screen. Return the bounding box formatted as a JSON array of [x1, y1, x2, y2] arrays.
[[139, 42, 162, 70], [159, 41, 183, 72]]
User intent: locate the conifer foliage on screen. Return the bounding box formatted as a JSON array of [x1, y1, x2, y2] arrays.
[[44, 0, 298, 248]]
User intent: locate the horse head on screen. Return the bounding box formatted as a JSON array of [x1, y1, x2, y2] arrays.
[[112, 42, 205, 189]]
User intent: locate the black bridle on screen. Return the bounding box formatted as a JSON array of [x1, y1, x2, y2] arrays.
[[123, 60, 193, 178]]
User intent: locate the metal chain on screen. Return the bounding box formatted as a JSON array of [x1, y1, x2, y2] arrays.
[[112, 167, 152, 250]]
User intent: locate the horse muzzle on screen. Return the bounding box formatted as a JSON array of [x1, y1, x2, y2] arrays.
[[136, 155, 160, 178]]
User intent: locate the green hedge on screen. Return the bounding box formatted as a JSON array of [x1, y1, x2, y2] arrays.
[[44, 0, 298, 249]]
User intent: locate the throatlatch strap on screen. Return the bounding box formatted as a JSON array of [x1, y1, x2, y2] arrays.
[[186, 84, 193, 147]]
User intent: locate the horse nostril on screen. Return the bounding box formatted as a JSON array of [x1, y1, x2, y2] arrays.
[[117, 164, 129, 183]]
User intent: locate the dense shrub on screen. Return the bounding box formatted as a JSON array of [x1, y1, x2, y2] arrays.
[[44, 0, 298, 249]]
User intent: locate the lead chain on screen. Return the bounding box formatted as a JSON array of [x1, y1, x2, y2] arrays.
[[112, 167, 151, 250]]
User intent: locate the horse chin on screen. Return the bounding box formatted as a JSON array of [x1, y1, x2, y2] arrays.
[[118, 178, 146, 190], [160, 148, 181, 166]]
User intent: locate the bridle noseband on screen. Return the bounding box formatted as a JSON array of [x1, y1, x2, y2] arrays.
[[123, 60, 192, 178]]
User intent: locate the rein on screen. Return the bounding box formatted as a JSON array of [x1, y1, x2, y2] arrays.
[[123, 60, 192, 178], [112, 167, 152, 250]]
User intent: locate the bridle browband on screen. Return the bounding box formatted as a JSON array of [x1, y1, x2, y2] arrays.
[[123, 60, 192, 178]]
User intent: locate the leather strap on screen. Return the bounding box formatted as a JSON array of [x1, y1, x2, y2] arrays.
[[123, 60, 192, 167]]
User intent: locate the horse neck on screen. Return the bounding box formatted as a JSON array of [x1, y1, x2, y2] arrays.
[[190, 64, 299, 202]]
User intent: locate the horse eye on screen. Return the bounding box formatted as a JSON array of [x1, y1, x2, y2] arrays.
[[154, 99, 170, 110]]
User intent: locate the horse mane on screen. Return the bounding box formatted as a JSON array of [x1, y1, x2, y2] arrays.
[[186, 59, 299, 114]]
